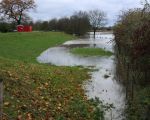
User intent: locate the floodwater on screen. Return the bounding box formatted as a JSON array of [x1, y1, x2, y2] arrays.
[[37, 32, 126, 120]]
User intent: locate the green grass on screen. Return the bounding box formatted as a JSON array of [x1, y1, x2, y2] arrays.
[[126, 86, 150, 120], [0, 57, 101, 119], [0, 32, 104, 119], [0, 32, 75, 63], [71, 48, 113, 57]]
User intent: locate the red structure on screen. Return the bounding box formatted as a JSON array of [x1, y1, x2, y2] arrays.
[[17, 25, 32, 32], [17, 25, 24, 32]]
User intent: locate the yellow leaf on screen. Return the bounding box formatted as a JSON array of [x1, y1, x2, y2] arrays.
[[4, 102, 10, 106]]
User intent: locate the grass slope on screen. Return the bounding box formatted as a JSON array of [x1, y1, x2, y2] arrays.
[[0, 32, 75, 63], [0, 57, 100, 119], [0, 32, 103, 119], [71, 48, 113, 57]]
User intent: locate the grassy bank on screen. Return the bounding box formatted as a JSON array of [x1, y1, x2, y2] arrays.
[[0, 57, 100, 119], [71, 48, 113, 57], [0, 32, 75, 63], [0, 32, 103, 119]]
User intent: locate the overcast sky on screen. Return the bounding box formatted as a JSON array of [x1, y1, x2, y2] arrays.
[[29, 0, 144, 26]]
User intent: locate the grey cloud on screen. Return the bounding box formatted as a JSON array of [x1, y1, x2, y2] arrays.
[[29, 0, 143, 25]]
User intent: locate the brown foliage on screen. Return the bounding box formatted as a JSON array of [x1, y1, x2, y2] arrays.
[[0, 0, 36, 24]]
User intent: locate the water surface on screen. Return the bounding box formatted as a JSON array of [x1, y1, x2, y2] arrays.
[[37, 32, 126, 120]]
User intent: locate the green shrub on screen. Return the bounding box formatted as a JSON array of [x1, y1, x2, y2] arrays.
[[113, 4, 150, 119], [0, 22, 9, 33]]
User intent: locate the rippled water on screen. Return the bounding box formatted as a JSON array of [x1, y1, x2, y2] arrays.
[[37, 32, 126, 120]]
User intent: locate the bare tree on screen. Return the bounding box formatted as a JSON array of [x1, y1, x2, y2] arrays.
[[0, 0, 36, 25], [88, 10, 107, 38], [142, 0, 150, 12]]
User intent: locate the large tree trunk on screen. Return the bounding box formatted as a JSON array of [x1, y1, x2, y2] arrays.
[[17, 15, 22, 25], [17, 19, 21, 25], [0, 78, 3, 120]]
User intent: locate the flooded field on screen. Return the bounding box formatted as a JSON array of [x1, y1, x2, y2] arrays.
[[37, 32, 126, 120]]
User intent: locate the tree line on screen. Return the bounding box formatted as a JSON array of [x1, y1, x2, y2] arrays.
[[0, 0, 107, 37], [33, 11, 92, 36], [0, 10, 108, 37]]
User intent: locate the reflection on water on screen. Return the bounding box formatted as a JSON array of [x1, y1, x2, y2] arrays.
[[37, 32, 126, 120], [84, 60, 126, 120], [63, 32, 114, 52], [37, 46, 111, 66]]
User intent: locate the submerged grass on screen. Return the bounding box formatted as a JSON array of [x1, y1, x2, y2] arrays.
[[70, 48, 113, 57]]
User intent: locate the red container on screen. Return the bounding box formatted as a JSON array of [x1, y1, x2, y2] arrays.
[[17, 25, 24, 32], [24, 26, 32, 32], [17, 25, 32, 32]]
